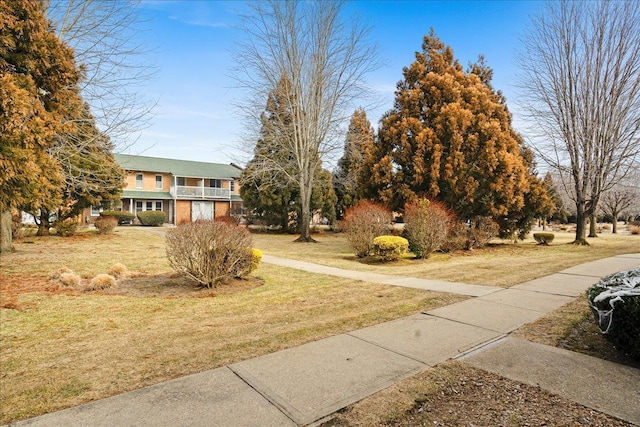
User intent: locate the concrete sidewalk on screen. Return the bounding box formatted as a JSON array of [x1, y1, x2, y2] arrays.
[[8, 254, 639, 427]]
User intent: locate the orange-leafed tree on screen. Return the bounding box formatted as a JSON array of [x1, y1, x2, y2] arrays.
[[363, 31, 548, 238], [0, 0, 81, 250]]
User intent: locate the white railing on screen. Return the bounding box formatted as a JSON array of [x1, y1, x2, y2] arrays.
[[171, 186, 230, 199]]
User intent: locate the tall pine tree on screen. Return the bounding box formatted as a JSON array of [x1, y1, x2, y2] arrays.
[[363, 31, 548, 237]]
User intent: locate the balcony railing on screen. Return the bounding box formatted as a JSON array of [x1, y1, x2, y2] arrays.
[[171, 185, 230, 199]]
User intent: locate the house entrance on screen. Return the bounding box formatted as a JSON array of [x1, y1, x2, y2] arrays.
[[192, 201, 214, 221]]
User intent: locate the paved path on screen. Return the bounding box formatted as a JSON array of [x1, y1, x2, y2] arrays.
[[8, 254, 640, 427]]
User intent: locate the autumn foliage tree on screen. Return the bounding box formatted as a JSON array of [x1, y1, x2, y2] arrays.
[[0, 0, 80, 250], [362, 31, 548, 237]]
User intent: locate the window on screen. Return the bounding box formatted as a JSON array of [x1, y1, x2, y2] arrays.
[[230, 180, 235, 192], [155, 201, 163, 211], [209, 179, 222, 188], [136, 200, 162, 213], [136, 201, 143, 213], [135, 173, 143, 188], [146, 201, 153, 211], [155, 175, 163, 189], [91, 206, 102, 216], [176, 177, 185, 186]]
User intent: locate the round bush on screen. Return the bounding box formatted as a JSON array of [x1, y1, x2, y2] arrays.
[[587, 269, 640, 359], [137, 211, 166, 226], [58, 272, 81, 287], [343, 201, 392, 258], [403, 199, 451, 259], [372, 235, 408, 262], [533, 232, 555, 245], [94, 216, 117, 234], [166, 221, 253, 287], [86, 274, 118, 291], [249, 248, 263, 273], [109, 263, 129, 279]]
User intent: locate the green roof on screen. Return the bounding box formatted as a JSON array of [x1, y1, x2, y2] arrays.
[[121, 190, 174, 200], [115, 154, 243, 179]]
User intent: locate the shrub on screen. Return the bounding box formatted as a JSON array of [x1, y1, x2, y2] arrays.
[[94, 216, 118, 235], [137, 211, 165, 226], [49, 266, 74, 281], [86, 274, 117, 291], [249, 248, 263, 273], [343, 201, 392, 258], [109, 263, 129, 279], [403, 199, 451, 259], [440, 220, 468, 252], [533, 232, 555, 245], [630, 226, 640, 235], [587, 269, 640, 359], [100, 210, 135, 224], [372, 235, 408, 262], [468, 216, 499, 249], [53, 219, 78, 237], [166, 221, 253, 287]]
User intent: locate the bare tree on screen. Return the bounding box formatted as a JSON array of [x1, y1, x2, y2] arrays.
[[44, 0, 156, 149], [234, 0, 380, 242], [518, 0, 640, 244], [600, 171, 640, 233]]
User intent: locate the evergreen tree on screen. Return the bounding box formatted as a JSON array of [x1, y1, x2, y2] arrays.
[[363, 31, 548, 237], [333, 109, 374, 219]]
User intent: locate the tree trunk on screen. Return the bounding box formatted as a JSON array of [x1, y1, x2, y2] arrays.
[[612, 217, 618, 233], [0, 209, 13, 253], [36, 211, 52, 236], [588, 212, 598, 237], [573, 200, 589, 245], [295, 173, 316, 242]]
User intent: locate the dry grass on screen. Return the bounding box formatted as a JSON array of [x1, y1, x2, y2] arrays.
[[0, 227, 460, 424], [252, 230, 640, 287]]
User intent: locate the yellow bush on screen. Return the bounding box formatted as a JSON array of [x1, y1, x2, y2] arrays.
[[372, 235, 408, 262], [250, 248, 263, 273]]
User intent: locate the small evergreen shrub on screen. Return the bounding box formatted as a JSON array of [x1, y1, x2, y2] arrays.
[[86, 274, 118, 291], [249, 248, 263, 273], [100, 211, 135, 224], [53, 219, 78, 237], [109, 263, 129, 279], [343, 201, 393, 258], [587, 269, 640, 359], [137, 211, 165, 226], [533, 232, 555, 245], [166, 221, 253, 287], [403, 199, 451, 259], [372, 235, 409, 262], [94, 216, 117, 234]]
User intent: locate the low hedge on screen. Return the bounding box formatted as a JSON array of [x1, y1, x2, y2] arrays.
[[137, 211, 165, 226], [533, 232, 554, 245], [372, 235, 408, 262], [587, 269, 640, 359], [100, 211, 135, 224]]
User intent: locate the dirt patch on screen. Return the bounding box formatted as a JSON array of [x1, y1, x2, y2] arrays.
[[324, 361, 634, 427]]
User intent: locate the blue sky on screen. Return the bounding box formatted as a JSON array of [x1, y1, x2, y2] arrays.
[[128, 0, 543, 166]]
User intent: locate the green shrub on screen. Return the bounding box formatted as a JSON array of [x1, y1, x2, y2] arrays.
[[403, 199, 451, 259], [53, 219, 78, 237], [94, 216, 118, 234], [100, 210, 135, 224], [343, 201, 392, 258], [533, 232, 555, 245], [137, 211, 165, 226], [587, 269, 640, 359], [166, 221, 253, 287], [372, 235, 408, 262]]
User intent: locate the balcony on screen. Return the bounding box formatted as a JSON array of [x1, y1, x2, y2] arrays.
[[171, 185, 230, 200]]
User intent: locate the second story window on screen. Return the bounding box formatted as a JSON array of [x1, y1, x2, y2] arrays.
[[176, 177, 185, 186], [155, 175, 163, 189], [210, 179, 222, 188], [230, 180, 235, 192], [135, 173, 143, 188]]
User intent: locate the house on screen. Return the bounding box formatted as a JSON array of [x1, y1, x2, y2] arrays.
[[89, 154, 244, 225]]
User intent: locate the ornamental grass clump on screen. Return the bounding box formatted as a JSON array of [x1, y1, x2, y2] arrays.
[[587, 269, 640, 359], [403, 199, 451, 259], [372, 235, 409, 262], [48, 267, 82, 288], [86, 274, 118, 291], [166, 220, 254, 288], [109, 263, 129, 279], [343, 201, 393, 258]]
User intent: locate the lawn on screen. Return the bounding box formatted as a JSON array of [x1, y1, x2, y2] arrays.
[[0, 227, 460, 424], [1, 226, 638, 424], [252, 228, 640, 287]]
